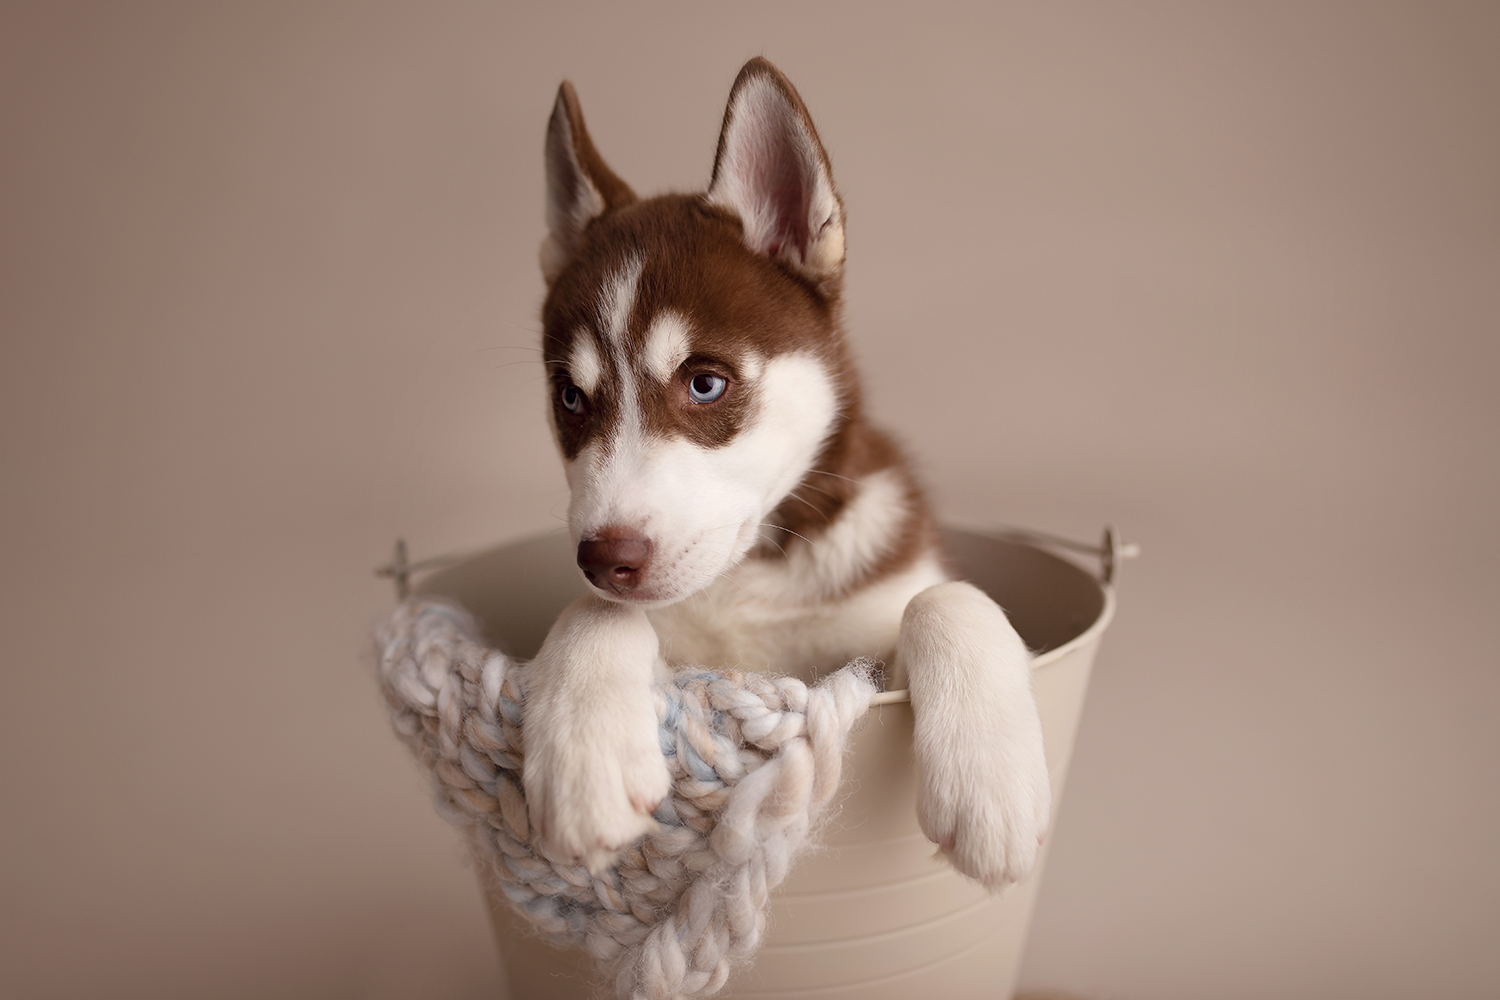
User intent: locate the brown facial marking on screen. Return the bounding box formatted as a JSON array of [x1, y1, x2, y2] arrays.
[[543, 194, 850, 458]]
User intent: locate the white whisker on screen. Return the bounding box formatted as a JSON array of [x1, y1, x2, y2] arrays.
[[785, 490, 828, 519], [804, 468, 862, 487], [759, 522, 819, 549], [793, 480, 840, 501]]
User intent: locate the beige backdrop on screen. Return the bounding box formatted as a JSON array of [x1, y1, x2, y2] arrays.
[[2, 3, 1497, 998]]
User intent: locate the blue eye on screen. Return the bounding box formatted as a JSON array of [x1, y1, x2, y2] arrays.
[[687, 373, 727, 404], [560, 384, 585, 414]]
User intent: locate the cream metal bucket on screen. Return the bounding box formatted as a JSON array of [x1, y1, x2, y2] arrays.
[[404, 525, 1124, 1000]]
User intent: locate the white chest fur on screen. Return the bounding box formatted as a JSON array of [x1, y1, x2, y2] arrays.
[[647, 552, 949, 681]]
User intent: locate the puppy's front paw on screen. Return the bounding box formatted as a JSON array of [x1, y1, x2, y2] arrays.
[[525, 701, 670, 873], [915, 722, 1051, 890], [522, 597, 672, 873], [901, 581, 1052, 891]]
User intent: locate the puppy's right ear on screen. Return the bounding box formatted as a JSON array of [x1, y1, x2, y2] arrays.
[[542, 81, 635, 285], [707, 59, 845, 287]]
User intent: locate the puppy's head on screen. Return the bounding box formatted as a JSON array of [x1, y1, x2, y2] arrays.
[[540, 59, 854, 605]]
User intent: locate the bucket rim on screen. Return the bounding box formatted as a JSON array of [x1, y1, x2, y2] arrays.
[[377, 522, 1125, 709], [869, 525, 1118, 706]]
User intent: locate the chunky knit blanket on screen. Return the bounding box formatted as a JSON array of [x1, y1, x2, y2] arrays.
[[375, 597, 878, 1000]]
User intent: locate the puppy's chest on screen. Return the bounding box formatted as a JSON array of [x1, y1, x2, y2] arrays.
[[645, 553, 949, 681]]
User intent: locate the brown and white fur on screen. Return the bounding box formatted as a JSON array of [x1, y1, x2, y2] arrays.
[[521, 58, 1050, 891]]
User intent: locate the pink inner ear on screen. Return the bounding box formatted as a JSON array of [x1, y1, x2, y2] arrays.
[[737, 100, 812, 260], [759, 152, 808, 258]]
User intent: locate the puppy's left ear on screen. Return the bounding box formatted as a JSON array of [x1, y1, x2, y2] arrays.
[[707, 59, 845, 286]]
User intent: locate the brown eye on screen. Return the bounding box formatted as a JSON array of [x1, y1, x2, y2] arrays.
[[687, 373, 727, 404], [560, 383, 585, 414]]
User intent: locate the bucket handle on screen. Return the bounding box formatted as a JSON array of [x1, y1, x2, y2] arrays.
[[975, 525, 1140, 586], [375, 539, 487, 601]]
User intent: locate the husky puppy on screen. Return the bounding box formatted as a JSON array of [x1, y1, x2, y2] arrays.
[[522, 58, 1049, 890]]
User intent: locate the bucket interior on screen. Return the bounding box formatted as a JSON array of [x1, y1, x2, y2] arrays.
[[416, 527, 1106, 662]]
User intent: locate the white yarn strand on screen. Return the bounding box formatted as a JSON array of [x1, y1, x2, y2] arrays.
[[375, 597, 877, 1000]]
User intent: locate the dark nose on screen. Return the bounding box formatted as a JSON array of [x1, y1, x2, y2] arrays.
[[577, 533, 652, 594]]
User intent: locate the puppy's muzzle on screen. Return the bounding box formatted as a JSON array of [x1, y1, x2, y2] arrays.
[[577, 533, 652, 595]]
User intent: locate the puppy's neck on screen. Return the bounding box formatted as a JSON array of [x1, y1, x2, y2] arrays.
[[759, 412, 937, 602]]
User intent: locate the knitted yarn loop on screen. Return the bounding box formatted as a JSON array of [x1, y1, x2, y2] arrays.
[[376, 598, 877, 1000]]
